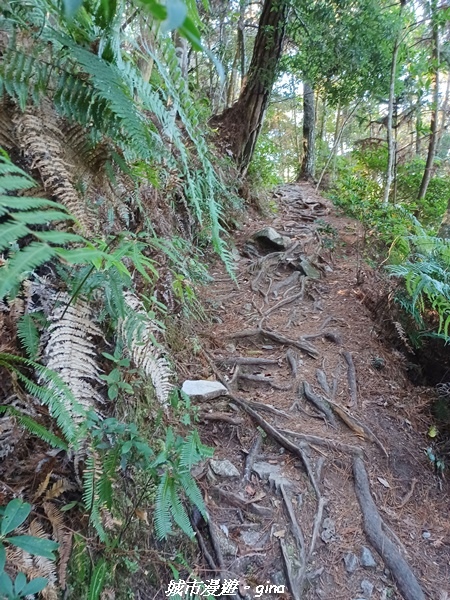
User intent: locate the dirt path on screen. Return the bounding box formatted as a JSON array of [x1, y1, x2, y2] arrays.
[[187, 183, 450, 600]]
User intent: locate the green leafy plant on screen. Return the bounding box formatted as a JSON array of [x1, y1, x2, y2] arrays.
[[388, 231, 450, 344], [99, 353, 135, 401], [0, 499, 58, 600]]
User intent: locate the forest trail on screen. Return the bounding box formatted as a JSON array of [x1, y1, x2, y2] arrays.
[[187, 183, 450, 600]]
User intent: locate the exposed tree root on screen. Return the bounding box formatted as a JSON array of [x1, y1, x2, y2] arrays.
[[302, 381, 338, 427], [244, 434, 262, 481], [343, 351, 358, 407], [227, 326, 319, 358], [352, 455, 426, 600]]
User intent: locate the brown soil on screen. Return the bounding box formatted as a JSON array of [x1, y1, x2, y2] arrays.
[[185, 183, 450, 600]]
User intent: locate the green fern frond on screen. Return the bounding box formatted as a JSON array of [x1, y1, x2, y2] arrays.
[[0, 405, 68, 450], [155, 472, 173, 540], [0, 352, 85, 444], [17, 313, 40, 360]]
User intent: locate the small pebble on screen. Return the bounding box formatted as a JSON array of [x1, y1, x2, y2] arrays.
[[422, 531, 431, 539], [361, 579, 374, 597], [344, 552, 359, 573], [360, 546, 376, 568]]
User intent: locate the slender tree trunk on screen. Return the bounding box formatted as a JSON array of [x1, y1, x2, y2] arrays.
[[211, 0, 288, 174], [436, 73, 450, 155], [383, 12, 403, 204], [318, 96, 327, 144], [418, 3, 440, 201], [298, 80, 315, 180]]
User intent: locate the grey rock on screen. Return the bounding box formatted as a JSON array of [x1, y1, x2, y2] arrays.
[[422, 531, 431, 539], [241, 530, 262, 547], [181, 380, 228, 401], [252, 227, 292, 250], [321, 517, 336, 543], [211, 524, 237, 558], [272, 571, 286, 586], [343, 552, 359, 573], [361, 579, 374, 597], [252, 461, 291, 488], [300, 258, 321, 279], [360, 547, 376, 568], [210, 459, 240, 478]]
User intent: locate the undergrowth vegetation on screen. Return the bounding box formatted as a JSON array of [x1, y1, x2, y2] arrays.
[[328, 147, 450, 350]]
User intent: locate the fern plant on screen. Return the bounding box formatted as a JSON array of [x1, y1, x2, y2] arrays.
[[388, 229, 450, 343]]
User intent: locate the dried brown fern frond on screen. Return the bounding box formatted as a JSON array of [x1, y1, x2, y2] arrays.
[[122, 292, 173, 409], [7, 519, 58, 600], [43, 294, 103, 419], [43, 502, 73, 588], [14, 104, 96, 235], [393, 320, 414, 353]]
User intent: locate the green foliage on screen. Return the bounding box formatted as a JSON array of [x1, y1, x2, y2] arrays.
[[388, 231, 450, 344], [0, 353, 86, 445], [0, 406, 68, 451], [82, 410, 212, 543], [0, 499, 58, 600], [0, 151, 111, 301], [247, 132, 283, 190], [395, 159, 450, 226]]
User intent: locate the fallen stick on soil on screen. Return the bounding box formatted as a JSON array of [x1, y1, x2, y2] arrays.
[[238, 372, 292, 391], [280, 428, 363, 455], [214, 356, 279, 366], [227, 327, 319, 358], [302, 381, 338, 428], [246, 399, 291, 418], [342, 351, 358, 407], [244, 434, 262, 481], [352, 455, 426, 600], [200, 413, 244, 426], [302, 330, 342, 345], [262, 289, 305, 317]]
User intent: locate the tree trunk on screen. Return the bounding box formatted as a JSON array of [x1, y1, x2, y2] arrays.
[[418, 2, 440, 201], [383, 14, 402, 204], [298, 81, 315, 181], [210, 0, 288, 174]]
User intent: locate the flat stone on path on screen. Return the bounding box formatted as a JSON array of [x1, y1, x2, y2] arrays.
[[210, 459, 240, 478], [181, 380, 228, 401]]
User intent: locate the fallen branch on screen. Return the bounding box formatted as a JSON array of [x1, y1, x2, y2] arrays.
[[227, 326, 319, 358], [352, 455, 425, 600], [214, 356, 279, 366], [200, 413, 244, 426], [263, 290, 305, 317], [280, 428, 363, 455], [238, 372, 292, 391], [342, 351, 358, 407]]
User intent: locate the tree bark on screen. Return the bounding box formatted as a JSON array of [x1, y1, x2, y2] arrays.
[[297, 80, 315, 181], [418, 2, 440, 201], [211, 0, 288, 174], [383, 14, 402, 204]]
